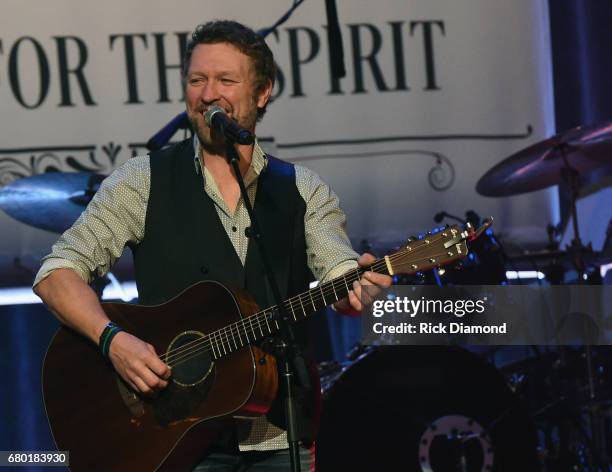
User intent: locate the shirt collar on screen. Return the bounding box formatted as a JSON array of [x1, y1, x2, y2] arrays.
[[192, 134, 267, 184]]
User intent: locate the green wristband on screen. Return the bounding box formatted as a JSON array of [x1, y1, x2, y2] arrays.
[[99, 322, 124, 359]]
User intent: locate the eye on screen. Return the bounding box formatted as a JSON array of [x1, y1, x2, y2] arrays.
[[221, 78, 236, 85]]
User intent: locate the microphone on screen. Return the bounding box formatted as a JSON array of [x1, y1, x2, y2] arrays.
[[433, 211, 466, 224], [204, 106, 254, 145], [433, 211, 447, 223]]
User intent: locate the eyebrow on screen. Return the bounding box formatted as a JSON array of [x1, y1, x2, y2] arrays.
[[188, 70, 242, 79]]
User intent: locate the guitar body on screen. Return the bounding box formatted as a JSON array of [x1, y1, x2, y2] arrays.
[[42, 223, 478, 470], [42, 281, 278, 472]]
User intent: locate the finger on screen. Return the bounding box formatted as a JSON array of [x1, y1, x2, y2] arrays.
[[139, 365, 168, 391], [122, 374, 139, 393], [145, 344, 172, 379], [133, 376, 154, 396], [365, 272, 393, 287], [146, 366, 169, 389], [358, 278, 376, 306], [361, 273, 380, 297], [358, 253, 377, 266], [360, 272, 374, 285], [363, 272, 393, 290], [348, 290, 363, 312], [349, 281, 363, 312], [148, 372, 168, 389]]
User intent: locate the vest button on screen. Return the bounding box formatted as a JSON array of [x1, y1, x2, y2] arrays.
[[232, 226, 237, 232], [200, 266, 209, 274]]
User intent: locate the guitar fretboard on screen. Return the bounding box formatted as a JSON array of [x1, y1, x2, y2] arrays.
[[164, 225, 468, 367], [206, 263, 388, 359]]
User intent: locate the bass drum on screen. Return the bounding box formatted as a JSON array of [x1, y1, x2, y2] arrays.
[[316, 346, 539, 472]]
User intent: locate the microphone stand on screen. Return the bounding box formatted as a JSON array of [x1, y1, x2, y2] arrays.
[[225, 139, 307, 472]]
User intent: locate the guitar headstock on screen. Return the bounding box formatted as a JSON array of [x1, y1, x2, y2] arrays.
[[386, 222, 489, 276]]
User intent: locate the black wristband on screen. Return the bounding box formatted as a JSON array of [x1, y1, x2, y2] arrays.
[[99, 321, 124, 359]]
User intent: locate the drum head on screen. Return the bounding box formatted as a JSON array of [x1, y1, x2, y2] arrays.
[[316, 346, 538, 471]]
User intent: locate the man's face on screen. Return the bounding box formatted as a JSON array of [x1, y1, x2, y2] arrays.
[[185, 42, 271, 148]]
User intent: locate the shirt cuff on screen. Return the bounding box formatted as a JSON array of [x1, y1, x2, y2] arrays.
[[33, 258, 91, 289], [320, 260, 359, 284]]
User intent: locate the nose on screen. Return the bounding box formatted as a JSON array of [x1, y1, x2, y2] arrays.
[[201, 79, 220, 104]]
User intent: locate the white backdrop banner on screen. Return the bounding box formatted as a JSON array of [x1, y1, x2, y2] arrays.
[[0, 0, 556, 274]]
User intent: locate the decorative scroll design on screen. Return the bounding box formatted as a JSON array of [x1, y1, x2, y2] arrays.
[[428, 151, 455, 191], [286, 149, 456, 191], [275, 124, 534, 149], [261, 125, 533, 192], [1, 140, 458, 191], [0, 143, 122, 187]]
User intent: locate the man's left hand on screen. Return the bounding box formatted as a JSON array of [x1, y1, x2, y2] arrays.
[[333, 253, 392, 315]]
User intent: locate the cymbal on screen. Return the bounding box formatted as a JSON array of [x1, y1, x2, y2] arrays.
[[477, 122, 612, 196], [0, 172, 105, 233]]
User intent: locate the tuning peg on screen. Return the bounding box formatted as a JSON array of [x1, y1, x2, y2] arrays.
[[454, 262, 464, 271], [438, 268, 446, 276]]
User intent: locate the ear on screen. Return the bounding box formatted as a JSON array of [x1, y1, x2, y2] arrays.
[[256, 79, 273, 109]]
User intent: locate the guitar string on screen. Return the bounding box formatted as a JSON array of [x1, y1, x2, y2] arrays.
[[160, 237, 445, 364], [164, 248, 458, 368], [161, 235, 460, 365], [163, 240, 458, 367], [165, 252, 455, 370], [165, 250, 457, 368], [163, 262, 380, 366]]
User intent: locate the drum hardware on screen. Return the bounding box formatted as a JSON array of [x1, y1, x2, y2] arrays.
[[463, 118, 612, 468], [0, 171, 105, 234], [0, 172, 129, 299], [476, 121, 612, 199], [316, 346, 540, 471], [418, 415, 494, 472], [500, 345, 612, 471], [546, 223, 563, 252], [477, 121, 612, 282]]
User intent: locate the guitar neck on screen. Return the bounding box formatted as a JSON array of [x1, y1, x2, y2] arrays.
[[206, 261, 389, 360], [206, 224, 469, 360]]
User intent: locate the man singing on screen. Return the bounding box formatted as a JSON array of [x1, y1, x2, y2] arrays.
[[34, 20, 391, 471]]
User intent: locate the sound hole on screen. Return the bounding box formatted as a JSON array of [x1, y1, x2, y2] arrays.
[[166, 331, 214, 387]]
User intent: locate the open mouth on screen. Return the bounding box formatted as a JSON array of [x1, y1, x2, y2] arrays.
[[202, 106, 231, 116]]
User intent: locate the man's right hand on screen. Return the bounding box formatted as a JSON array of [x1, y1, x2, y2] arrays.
[[34, 269, 172, 397], [107, 332, 172, 396]]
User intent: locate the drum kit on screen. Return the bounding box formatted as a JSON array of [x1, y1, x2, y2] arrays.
[[1, 122, 612, 471], [316, 122, 612, 471], [477, 120, 612, 284]]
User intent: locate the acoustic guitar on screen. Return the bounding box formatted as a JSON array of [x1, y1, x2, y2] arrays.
[[42, 224, 480, 471]]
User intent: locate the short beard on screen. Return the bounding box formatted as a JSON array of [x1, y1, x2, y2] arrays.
[[187, 98, 259, 155], [187, 114, 224, 155], [199, 137, 225, 156]]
